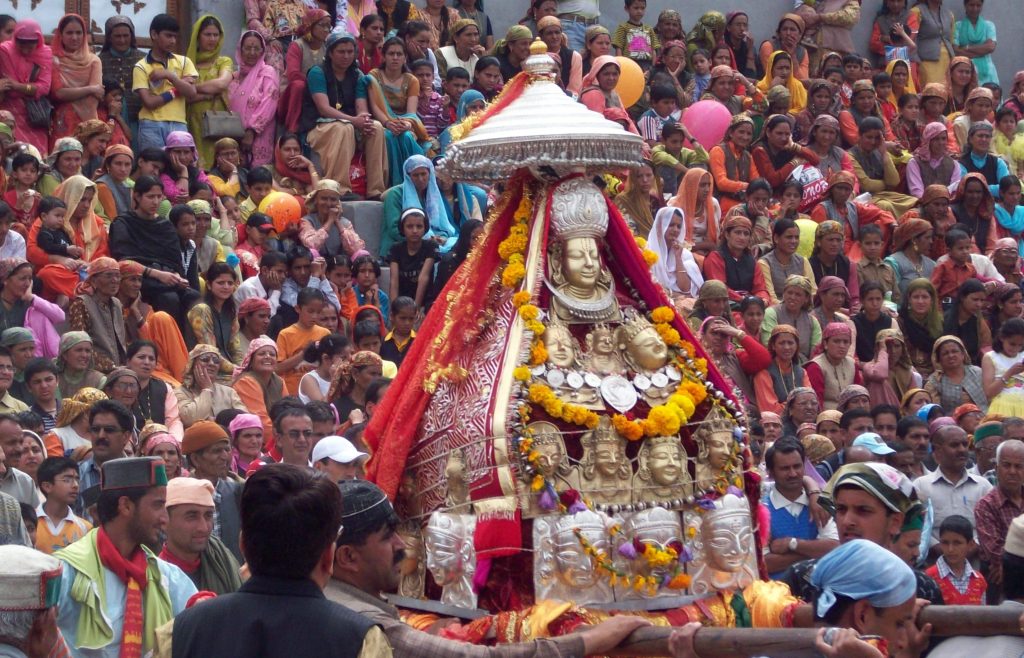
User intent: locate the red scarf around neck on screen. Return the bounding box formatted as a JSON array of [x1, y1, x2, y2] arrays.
[[159, 546, 201, 574], [96, 526, 148, 658]]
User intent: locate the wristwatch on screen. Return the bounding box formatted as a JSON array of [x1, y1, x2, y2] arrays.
[[788, 537, 799, 552]]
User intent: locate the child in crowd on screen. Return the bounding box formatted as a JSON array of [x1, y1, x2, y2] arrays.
[[169, 204, 200, 290], [931, 230, 978, 299], [925, 515, 987, 605], [995, 176, 1024, 252], [97, 79, 131, 147], [276, 287, 330, 394], [299, 333, 348, 403], [472, 57, 503, 102], [890, 93, 923, 153], [381, 296, 416, 368], [650, 122, 708, 193], [822, 67, 845, 90], [683, 49, 711, 105], [857, 225, 899, 302], [25, 359, 60, 433], [240, 167, 274, 222], [413, 59, 448, 139], [612, 0, 658, 71], [983, 317, 1024, 416], [353, 254, 390, 323], [326, 254, 358, 326], [235, 213, 274, 279], [873, 72, 896, 124], [839, 54, 863, 107], [133, 147, 166, 180], [388, 209, 437, 312], [442, 67, 471, 125], [5, 152, 40, 229], [35, 456, 92, 554], [35, 197, 82, 261], [637, 84, 680, 145]]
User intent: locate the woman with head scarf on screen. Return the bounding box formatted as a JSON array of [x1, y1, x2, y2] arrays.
[[754, 326, 812, 415], [759, 217, 816, 306], [279, 8, 332, 133], [0, 20, 52, 153], [227, 412, 264, 476], [758, 14, 809, 83], [98, 16, 144, 136], [961, 121, 1010, 192], [227, 31, 280, 169], [804, 112, 854, 181], [175, 343, 249, 429], [806, 322, 862, 410], [863, 328, 921, 408], [700, 314, 771, 415], [809, 220, 860, 309], [437, 88, 484, 155], [943, 55, 978, 116], [848, 116, 919, 219], [380, 155, 457, 257], [907, 121, 963, 199], [708, 114, 763, 216], [55, 331, 104, 399], [236, 297, 272, 357], [578, 24, 611, 77], [668, 168, 720, 258], [885, 219, 937, 300], [206, 138, 248, 200], [752, 115, 818, 197], [685, 280, 731, 334], [924, 334, 987, 413], [65, 257, 128, 374], [94, 145, 135, 222], [838, 80, 896, 149], [614, 160, 662, 236], [536, 16, 582, 97], [139, 423, 187, 478], [952, 86, 995, 151], [299, 180, 364, 258], [703, 214, 771, 304], [579, 56, 638, 136], [115, 260, 189, 386], [184, 15, 233, 169], [809, 172, 895, 263], [435, 18, 483, 80], [73, 119, 113, 180], [36, 137, 84, 197], [490, 24, 532, 81], [942, 278, 992, 365], [49, 15, 102, 150], [813, 275, 858, 351], [0, 259, 62, 359], [756, 52, 807, 116], [231, 336, 287, 444], [42, 387, 106, 459], [327, 350, 383, 422], [761, 274, 822, 361], [898, 278, 945, 380], [722, 11, 756, 78], [951, 172, 996, 254], [160, 131, 212, 205], [647, 207, 702, 300]]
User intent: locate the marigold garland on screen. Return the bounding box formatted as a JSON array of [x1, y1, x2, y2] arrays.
[[528, 383, 600, 429]]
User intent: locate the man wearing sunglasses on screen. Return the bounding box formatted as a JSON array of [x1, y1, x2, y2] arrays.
[[77, 400, 134, 519]]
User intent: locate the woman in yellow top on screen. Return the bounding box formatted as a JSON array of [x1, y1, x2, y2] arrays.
[[756, 51, 807, 116], [186, 15, 234, 169]]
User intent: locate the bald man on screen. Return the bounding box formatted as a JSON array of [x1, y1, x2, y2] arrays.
[[913, 425, 992, 545]]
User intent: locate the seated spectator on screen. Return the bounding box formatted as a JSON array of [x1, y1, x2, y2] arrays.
[[754, 325, 811, 415], [175, 344, 248, 428], [756, 51, 806, 116], [708, 114, 760, 215], [380, 298, 416, 369], [648, 207, 702, 300], [95, 145, 135, 222], [116, 260, 189, 386], [299, 180, 364, 258], [279, 9, 332, 133], [701, 215, 769, 304], [381, 156, 459, 257], [925, 334, 988, 415], [809, 221, 860, 307], [849, 116, 918, 218], [298, 334, 349, 403], [25, 358, 60, 433], [761, 275, 821, 362], [267, 133, 320, 201], [42, 387, 105, 459], [34, 456, 91, 554], [187, 262, 243, 378], [302, 32, 387, 201], [807, 323, 862, 410], [276, 288, 330, 394], [138, 423, 186, 478], [435, 18, 482, 80], [804, 114, 855, 182], [328, 351, 384, 424], [227, 412, 264, 476], [38, 138, 84, 197], [122, 341, 185, 439], [54, 333, 104, 400], [231, 337, 287, 444], [66, 258, 127, 374], [206, 139, 248, 200], [160, 131, 210, 206], [387, 209, 437, 313]]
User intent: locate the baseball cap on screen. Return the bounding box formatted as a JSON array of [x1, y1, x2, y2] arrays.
[[311, 435, 368, 465], [246, 212, 274, 232], [851, 432, 896, 456]]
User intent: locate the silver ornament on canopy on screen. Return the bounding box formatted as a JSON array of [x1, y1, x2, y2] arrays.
[[439, 41, 645, 182]]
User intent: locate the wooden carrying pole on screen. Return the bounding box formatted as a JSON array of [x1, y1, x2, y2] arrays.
[[603, 605, 1024, 657]]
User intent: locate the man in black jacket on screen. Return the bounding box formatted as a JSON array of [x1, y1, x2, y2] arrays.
[[166, 464, 392, 658]]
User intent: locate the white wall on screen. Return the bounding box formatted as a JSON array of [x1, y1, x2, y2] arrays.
[[484, 0, 1021, 88]]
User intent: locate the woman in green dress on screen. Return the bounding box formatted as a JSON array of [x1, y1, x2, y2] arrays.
[[186, 15, 234, 169]]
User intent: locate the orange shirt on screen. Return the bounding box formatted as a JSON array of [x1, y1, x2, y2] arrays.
[[931, 258, 977, 299], [35, 504, 92, 555], [276, 323, 330, 393]]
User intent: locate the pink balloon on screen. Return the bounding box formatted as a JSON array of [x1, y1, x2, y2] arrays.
[[681, 101, 733, 150]]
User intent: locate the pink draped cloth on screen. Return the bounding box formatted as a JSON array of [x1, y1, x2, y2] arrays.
[[228, 32, 280, 167], [0, 20, 52, 153]]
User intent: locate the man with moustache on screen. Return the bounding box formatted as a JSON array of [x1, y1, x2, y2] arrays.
[[55, 456, 197, 657], [77, 400, 134, 519], [180, 420, 243, 562], [896, 416, 931, 479], [914, 425, 992, 548], [325, 480, 701, 657], [782, 462, 944, 605]]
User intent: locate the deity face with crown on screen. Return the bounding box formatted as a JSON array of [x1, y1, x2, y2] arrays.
[[585, 324, 626, 375], [578, 417, 632, 506], [684, 493, 758, 594], [534, 510, 616, 604], [695, 409, 738, 492], [530, 421, 569, 479], [553, 511, 608, 588], [617, 312, 671, 373], [425, 512, 477, 607], [543, 321, 579, 369], [546, 177, 620, 323], [633, 435, 692, 507], [619, 507, 684, 596]]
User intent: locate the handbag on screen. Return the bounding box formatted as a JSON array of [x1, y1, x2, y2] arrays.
[[201, 110, 245, 139], [24, 64, 53, 129]]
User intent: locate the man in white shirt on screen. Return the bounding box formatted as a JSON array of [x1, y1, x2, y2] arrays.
[[914, 425, 992, 548], [762, 437, 839, 578], [234, 250, 285, 317], [0, 209, 25, 260]]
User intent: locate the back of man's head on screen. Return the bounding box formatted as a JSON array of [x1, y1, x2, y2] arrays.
[[241, 464, 342, 579]]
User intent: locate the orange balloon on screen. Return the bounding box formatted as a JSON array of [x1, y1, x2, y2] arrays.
[[258, 191, 302, 233], [614, 56, 645, 109]]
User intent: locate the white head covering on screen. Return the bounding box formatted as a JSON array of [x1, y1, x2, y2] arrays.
[[647, 207, 703, 297]]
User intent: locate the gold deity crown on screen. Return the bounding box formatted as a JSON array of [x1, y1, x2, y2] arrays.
[[615, 309, 656, 348], [590, 416, 624, 443], [528, 421, 565, 447], [694, 408, 737, 443], [550, 177, 609, 240]]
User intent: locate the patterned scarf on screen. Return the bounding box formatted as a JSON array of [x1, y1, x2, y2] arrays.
[[96, 526, 147, 658]]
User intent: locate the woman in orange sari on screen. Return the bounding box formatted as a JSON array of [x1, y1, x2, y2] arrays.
[[48, 14, 102, 149], [669, 168, 721, 260], [27, 175, 109, 302]]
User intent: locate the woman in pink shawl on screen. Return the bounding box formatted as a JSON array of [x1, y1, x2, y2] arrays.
[[228, 31, 280, 167], [0, 20, 52, 154], [49, 14, 102, 150]]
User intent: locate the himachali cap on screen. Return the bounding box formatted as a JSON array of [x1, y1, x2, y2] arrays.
[[100, 457, 168, 491], [0, 545, 62, 610]]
